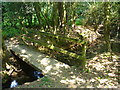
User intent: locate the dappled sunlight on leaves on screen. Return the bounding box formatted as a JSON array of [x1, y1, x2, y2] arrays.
[[74, 26, 99, 43], [108, 73, 116, 77], [86, 52, 119, 87]]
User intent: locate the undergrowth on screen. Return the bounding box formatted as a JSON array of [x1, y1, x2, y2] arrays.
[[2, 27, 26, 39]]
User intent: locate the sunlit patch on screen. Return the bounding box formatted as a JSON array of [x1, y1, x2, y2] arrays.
[[76, 78, 86, 83], [10, 38, 14, 40], [74, 26, 98, 43], [99, 79, 108, 83], [6, 63, 11, 70], [55, 63, 70, 69], [50, 45, 55, 49], [46, 56, 49, 58], [69, 53, 76, 57], [14, 45, 19, 48], [60, 80, 69, 84], [21, 49, 26, 53], [37, 37, 40, 39], [75, 77, 80, 81], [93, 57, 98, 60], [51, 71, 59, 75], [47, 41, 50, 44], [28, 54, 32, 57], [102, 62, 113, 65], [90, 78, 96, 82], [92, 63, 105, 71], [68, 84, 77, 88], [38, 55, 42, 57], [21, 57, 28, 62], [24, 82, 30, 85], [108, 73, 116, 77], [40, 58, 50, 66], [71, 75, 76, 79], [70, 71, 74, 74], [20, 55, 29, 58], [45, 65, 52, 73], [68, 79, 76, 84], [37, 59, 41, 63], [60, 79, 77, 87]]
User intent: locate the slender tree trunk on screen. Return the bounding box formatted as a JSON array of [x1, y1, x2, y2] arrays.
[[52, 3, 56, 32], [33, 3, 41, 26], [33, 3, 47, 30], [57, 2, 63, 27], [62, 3, 66, 35], [104, 2, 111, 52], [103, 2, 113, 61], [71, 2, 77, 30], [57, 2, 64, 34], [28, 14, 32, 27], [33, 15, 37, 26]]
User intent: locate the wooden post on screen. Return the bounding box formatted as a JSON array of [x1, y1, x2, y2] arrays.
[[80, 42, 87, 68]]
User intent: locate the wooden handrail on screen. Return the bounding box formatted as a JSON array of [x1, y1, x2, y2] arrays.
[[23, 36, 85, 60], [21, 27, 87, 45]]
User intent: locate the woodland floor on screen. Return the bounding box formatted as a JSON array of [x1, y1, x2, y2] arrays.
[[15, 51, 119, 88], [12, 49, 119, 88], [2, 26, 120, 88]]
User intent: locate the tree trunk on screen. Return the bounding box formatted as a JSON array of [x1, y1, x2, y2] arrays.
[[33, 3, 42, 27], [28, 14, 32, 27], [57, 2, 64, 34], [103, 2, 111, 52]]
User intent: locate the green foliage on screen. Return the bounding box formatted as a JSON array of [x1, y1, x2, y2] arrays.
[[2, 72, 9, 83], [2, 2, 34, 28], [75, 18, 84, 25], [39, 76, 52, 87], [84, 2, 119, 31], [41, 76, 50, 82], [2, 2, 91, 33], [2, 27, 24, 39]]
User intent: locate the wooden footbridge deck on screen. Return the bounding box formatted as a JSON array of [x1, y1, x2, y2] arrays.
[[5, 40, 71, 74]]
